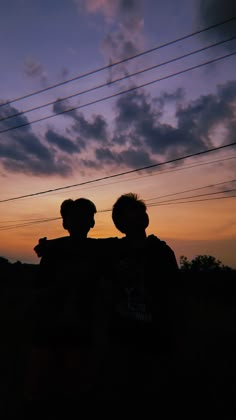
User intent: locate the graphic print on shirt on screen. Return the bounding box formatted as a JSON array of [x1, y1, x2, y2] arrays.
[[115, 255, 153, 324]]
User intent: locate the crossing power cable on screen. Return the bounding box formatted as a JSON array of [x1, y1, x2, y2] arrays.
[[38, 155, 236, 199], [0, 50, 235, 135], [1, 189, 236, 231], [148, 194, 236, 207], [145, 178, 236, 201], [1, 177, 235, 224], [1, 141, 236, 203], [1, 16, 235, 108], [1, 34, 235, 124], [147, 188, 236, 205]]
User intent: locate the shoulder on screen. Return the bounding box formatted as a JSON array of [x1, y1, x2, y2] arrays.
[[147, 234, 171, 249], [85, 237, 119, 247], [147, 235, 179, 270], [94, 237, 120, 255], [146, 234, 166, 248]]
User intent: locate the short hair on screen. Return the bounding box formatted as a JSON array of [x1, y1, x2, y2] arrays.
[[60, 198, 97, 230], [112, 192, 148, 233]]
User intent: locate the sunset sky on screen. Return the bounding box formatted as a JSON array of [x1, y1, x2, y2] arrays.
[[0, 0, 236, 268]]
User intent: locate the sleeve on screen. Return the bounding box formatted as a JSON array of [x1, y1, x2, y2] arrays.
[[34, 237, 48, 257], [34, 238, 57, 281]]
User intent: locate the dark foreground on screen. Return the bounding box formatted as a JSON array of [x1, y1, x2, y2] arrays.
[[0, 262, 236, 417]]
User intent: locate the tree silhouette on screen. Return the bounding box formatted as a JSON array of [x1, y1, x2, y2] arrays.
[[179, 254, 234, 273]]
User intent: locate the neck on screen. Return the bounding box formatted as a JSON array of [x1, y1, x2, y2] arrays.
[[70, 232, 88, 240], [125, 231, 147, 241]]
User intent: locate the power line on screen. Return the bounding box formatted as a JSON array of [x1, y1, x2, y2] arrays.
[[1, 177, 235, 224], [145, 179, 236, 201], [1, 141, 236, 203], [1, 35, 235, 124], [1, 50, 235, 135], [148, 188, 236, 205], [0, 217, 61, 231], [0, 216, 59, 224], [0, 179, 236, 226], [43, 155, 236, 199], [1, 182, 235, 230], [137, 155, 236, 180], [1, 16, 235, 108], [0, 154, 234, 221], [1, 190, 235, 231], [148, 194, 236, 207]]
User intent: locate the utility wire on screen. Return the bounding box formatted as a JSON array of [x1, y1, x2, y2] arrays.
[[0, 217, 59, 223], [1, 50, 235, 135], [1, 191, 236, 231], [0, 154, 234, 215], [42, 155, 236, 198], [148, 194, 236, 207], [147, 188, 236, 205], [27, 154, 236, 201], [145, 179, 236, 201], [1, 35, 235, 123], [1, 178, 235, 225], [1, 141, 236, 203], [0, 217, 61, 231], [134, 156, 236, 181], [1, 16, 235, 108]]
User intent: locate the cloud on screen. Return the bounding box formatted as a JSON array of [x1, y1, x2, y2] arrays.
[[2, 153, 72, 177], [78, 0, 143, 21], [101, 15, 144, 83], [23, 57, 48, 85], [73, 0, 131, 22], [45, 129, 82, 153], [112, 90, 185, 156], [95, 146, 156, 167], [197, 0, 236, 49], [154, 88, 185, 109], [101, 15, 144, 61], [71, 113, 108, 142], [106, 81, 236, 167], [81, 145, 156, 171], [0, 104, 72, 176], [74, 0, 144, 81], [175, 80, 236, 148], [53, 100, 109, 143], [1, 80, 235, 177]]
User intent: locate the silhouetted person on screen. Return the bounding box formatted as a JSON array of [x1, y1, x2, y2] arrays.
[[98, 192, 179, 401], [25, 198, 106, 402], [34, 197, 97, 276]]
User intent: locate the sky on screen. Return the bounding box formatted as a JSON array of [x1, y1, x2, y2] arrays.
[[0, 0, 236, 268]]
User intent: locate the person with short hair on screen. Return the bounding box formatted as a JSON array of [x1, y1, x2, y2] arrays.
[[25, 197, 105, 401], [34, 197, 97, 262], [100, 192, 179, 400]]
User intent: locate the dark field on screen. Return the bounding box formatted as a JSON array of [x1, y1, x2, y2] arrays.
[[1, 261, 236, 416]]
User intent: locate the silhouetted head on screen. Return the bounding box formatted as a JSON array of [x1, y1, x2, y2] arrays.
[[60, 198, 97, 239], [112, 192, 149, 239]]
